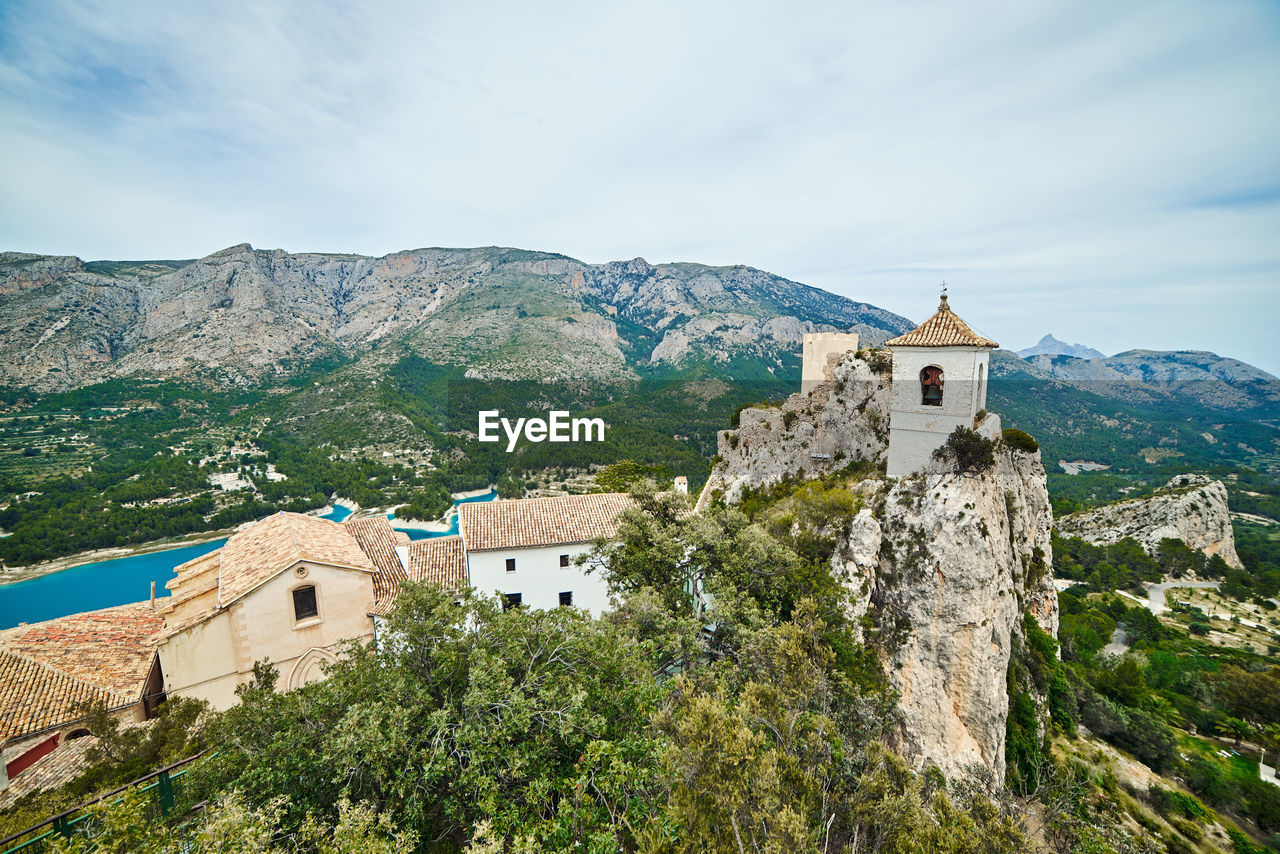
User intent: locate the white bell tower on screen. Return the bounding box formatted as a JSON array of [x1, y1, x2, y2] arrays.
[[884, 292, 1000, 477]]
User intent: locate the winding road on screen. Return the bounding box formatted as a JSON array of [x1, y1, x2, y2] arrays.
[[1145, 580, 1220, 614]]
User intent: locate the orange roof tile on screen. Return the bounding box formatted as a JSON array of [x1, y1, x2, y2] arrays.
[[0, 733, 99, 807], [215, 512, 375, 607], [459, 493, 634, 551], [345, 517, 410, 615], [884, 295, 999, 349], [407, 536, 467, 591], [0, 602, 161, 743]]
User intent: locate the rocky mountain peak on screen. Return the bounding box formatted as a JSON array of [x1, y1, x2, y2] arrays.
[[1017, 333, 1105, 360]]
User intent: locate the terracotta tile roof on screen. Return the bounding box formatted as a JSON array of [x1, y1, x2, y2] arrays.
[[0, 603, 161, 743], [884, 295, 999, 349], [345, 517, 410, 614], [215, 512, 375, 607], [0, 734, 99, 807], [407, 536, 467, 591], [459, 493, 635, 551]]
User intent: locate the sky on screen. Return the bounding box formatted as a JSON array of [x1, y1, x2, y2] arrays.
[[1, 1, 1278, 373]]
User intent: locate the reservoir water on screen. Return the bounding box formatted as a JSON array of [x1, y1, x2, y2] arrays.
[[0, 497, 490, 628], [389, 490, 496, 540]]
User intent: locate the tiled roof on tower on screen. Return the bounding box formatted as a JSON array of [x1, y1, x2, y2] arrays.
[[884, 295, 999, 348]]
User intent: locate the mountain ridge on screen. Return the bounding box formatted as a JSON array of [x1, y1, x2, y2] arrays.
[[0, 244, 913, 392]]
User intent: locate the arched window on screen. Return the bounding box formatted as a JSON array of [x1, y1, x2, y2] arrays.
[[977, 363, 986, 410], [66, 728, 93, 740], [292, 585, 319, 621], [920, 366, 944, 406]]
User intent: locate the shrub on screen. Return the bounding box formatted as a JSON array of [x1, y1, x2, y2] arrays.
[[932, 426, 996, 474], [1190, 621, 1211, 636], [1001, 428, 1039, 454], [782, 411, 798, 431]]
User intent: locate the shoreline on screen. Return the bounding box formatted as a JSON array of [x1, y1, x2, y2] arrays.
[[0, 493, 473, 586], [0, 528, 238, 587]]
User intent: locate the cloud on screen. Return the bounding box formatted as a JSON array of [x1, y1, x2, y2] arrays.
[[1, 0, 1278, 372]]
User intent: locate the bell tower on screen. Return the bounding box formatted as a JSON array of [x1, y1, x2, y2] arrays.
[[884, 292, 1000, 477]]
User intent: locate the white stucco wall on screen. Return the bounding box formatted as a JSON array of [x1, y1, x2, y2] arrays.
[[886, 346, 992, 477], [466, 542, 612, 615]]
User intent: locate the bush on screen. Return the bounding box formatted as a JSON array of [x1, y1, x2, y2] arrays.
[[1190, 621, 1211, 636], [932, 426, 996, 474], [1001, 427, 1039, 454]]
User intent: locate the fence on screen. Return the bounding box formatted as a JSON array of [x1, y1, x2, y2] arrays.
[[0, 750, 208, 854]]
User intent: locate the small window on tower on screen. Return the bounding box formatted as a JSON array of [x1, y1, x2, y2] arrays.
[[920, 366, 944, 406], [559, 591, 573, 607], [559, 554, 570, 568], [292, 585, 318, 621], [505, 558, 516, 573]]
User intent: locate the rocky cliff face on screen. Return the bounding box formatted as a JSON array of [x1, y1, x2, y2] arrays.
[[863, 447, 1057, 780], [0, 245, 913, 391], [710, 350, 892, 503], [1055, 474, 1243, 569], [710, 350, 1058, 781]]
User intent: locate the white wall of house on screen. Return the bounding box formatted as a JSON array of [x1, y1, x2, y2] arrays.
[[466, 543, 612, 615]]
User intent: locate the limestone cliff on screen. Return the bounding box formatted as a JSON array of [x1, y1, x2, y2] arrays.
[[1055, 474, 1242, 570], [708, 350, 892, 504], [709, 350, 1059, 781], [859, 446, 1057, 780]]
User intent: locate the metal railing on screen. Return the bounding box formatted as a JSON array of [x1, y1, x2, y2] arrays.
[[0, 750, 209, 854]]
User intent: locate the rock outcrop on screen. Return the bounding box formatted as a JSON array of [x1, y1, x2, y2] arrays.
[[863, 446, 1056, 780], [709, 351, 892, 503], [1055, 474, 1242, 569], [710, 350, 1058, 781]]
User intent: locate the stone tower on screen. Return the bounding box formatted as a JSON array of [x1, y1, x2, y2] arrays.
[[801, 331, 860, 393], [884, 295, 1000, 477]]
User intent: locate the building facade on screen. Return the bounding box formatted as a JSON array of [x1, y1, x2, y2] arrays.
[[884, 295, 1001, 477], [459, 493, 634, 616]]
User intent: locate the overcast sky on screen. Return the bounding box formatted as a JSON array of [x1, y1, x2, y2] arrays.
[[1, 1, 1277, 373]]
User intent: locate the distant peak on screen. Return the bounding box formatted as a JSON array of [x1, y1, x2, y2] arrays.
[[1017, 333, 1105, 361], [211, 243, 254, 257]]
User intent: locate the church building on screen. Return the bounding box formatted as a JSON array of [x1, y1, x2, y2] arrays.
[[884, 294, 1001, 477]]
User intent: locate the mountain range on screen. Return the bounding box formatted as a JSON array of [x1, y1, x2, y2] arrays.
[[0, 245, 910, 393], [2, 243, 1278, 481]]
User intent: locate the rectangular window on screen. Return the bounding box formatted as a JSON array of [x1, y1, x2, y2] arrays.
[[559, 591, 573, 607], [292, 586, 318, 621], [505, 558, 516, 573], [559, 554, 570, 568], [504, 592, 523, 610]]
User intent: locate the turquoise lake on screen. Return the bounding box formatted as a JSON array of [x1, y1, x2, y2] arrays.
[[0, 497, 491, 628]]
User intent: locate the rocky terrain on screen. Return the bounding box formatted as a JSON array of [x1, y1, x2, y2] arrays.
[[1055, 473, 1244, 569], [0, 246, 913, 392], [707, 348, 892, 504], [709, 350, 1059, 780]]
